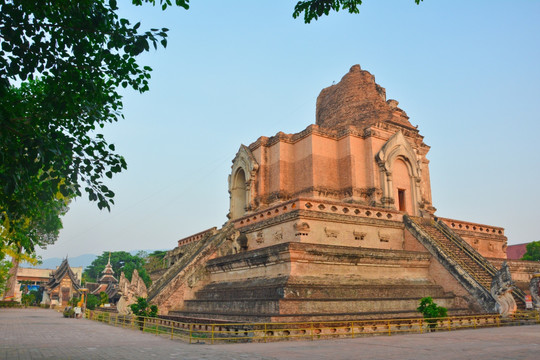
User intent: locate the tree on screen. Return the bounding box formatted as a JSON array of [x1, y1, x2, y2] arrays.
[[2, 0, 419, 257], [130, 297, 158, 317], [144, 250, 168, 273], [21, 292, 35, 307], [293, 0, 424, 23], [522, 241, 540, 261], [417, 296, 448, 329], [99, 291, 109, 305], [83, 251, 151, 287], [69, 297, 80, 307], [1, 244, 40, 301], [0, 0, 190, 256], [0, 260, 12, 299], [130, 297, 158, 330], [29, 289, 41, 305], [86, 294, 100, 310]]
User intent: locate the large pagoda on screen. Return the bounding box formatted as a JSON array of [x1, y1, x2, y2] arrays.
[[148, 65, 540, 321]]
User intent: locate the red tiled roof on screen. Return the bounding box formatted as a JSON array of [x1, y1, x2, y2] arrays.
[[507, 243, 528, 260]]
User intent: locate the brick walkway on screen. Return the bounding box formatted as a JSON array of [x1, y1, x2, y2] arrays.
[[1, 308, 539, 360]]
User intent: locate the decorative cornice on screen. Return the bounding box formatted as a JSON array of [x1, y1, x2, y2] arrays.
[[249, 121, 426, 153], [206, 242, 431, 273], [234, 197, 404, 232], [439, 217, 505, 236]]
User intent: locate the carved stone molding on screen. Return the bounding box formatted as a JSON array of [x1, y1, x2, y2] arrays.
[[375, 131, 422, 215], [294, 221, 310, 236], [324, 227, 339, 238], [256, 231, 264, 244], [378, 231, 390, 243], [353, 231, 367, 240]]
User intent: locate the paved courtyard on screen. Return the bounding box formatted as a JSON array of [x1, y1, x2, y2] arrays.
[[1, 308, 539, 360]]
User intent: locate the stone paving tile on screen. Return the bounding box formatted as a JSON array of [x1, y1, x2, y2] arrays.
[[1, 309, 539, 360]]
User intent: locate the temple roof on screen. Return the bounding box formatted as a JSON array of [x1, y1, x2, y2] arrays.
[[46, 258, 81, 292], [316, 65, 416, 131], [98, 253, 118, 284], [89, 282, 119, 299]]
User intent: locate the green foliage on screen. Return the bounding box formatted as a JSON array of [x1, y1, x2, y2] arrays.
[[0, 301, 21, 308], [0, 1, 190, 255], [521, 241, 540, 261], [29, 289, 42, 305], [86, 294, 100, 310], [417, 297, 448, 328], [69, 297, 80, 307], [293, 0, 424, 23], [144, 250, 168, 273], [130, 297, 158, 318], [83, 251, 151, 287], [149, 250, 167, 260], [21, 292, 35, 307], [130, 297, 158, 331], [63, 306, 75, 318], [0, 260, 12, 298], [99, 291, 109, 305]]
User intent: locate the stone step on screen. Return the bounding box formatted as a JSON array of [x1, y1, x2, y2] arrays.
[[170, 307, 473, 323], [194, 283, 452, 301], [182, 296, 459, 316]]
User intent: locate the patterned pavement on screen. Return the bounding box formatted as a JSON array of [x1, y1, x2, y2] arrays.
[[1, 308, 539, 360]]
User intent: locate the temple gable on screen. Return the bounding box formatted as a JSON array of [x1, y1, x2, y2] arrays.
[[375, 131, 425, 216]]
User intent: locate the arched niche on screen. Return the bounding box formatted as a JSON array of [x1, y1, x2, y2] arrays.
[[230, 168, 247, 219], [375, 131, 422, 216], [228, 145, 259, 219]]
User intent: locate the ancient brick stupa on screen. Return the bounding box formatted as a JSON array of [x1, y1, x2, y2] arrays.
[[148, 65, 540, 321]]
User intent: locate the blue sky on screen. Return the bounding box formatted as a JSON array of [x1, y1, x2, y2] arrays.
[[38, 0, 540, 258]]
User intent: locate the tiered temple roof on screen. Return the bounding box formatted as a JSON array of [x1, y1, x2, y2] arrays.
[[46, 258, 81, 292], [87, 253, 120, 301], [98, 254, 118, 284]]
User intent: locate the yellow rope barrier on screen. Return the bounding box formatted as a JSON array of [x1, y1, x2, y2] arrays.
[[85, 310, 540, 345]]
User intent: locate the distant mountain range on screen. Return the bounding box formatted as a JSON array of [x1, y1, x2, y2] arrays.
[[32, 254, 98, 270], [30, 249, 165, 270]]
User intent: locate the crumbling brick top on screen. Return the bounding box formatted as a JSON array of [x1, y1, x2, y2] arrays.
[[316, 65, 415, 131]]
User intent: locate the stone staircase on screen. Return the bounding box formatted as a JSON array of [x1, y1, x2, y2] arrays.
[[404, 215, 525, 311], [172, 279, 468, 322], [147, 224, 236, 310]]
